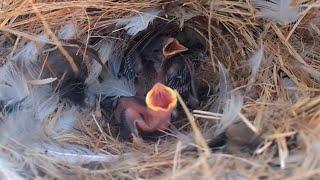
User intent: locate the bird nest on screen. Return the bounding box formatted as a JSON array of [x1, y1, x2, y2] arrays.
[[1, 0, 320, 179]]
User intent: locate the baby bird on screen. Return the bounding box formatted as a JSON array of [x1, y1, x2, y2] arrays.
[[141, 36, 188, 72], [114, 83, 177, 139], [147, 37, 199, 108], [160, 54, 199, 108], [42, 42, 105, 104], [135, 36, 189, 95]]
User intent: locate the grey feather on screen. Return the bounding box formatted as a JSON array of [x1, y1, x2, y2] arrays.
[[99, 76, 136, 99], [57, 21, 78, 40], [214, 91, 244, 136], [115, 9, 160, 36], [0, 62, 29, 109], [246, 47, 264, 92], [253, 0, 302, 25], [212, 61, 231, 113], [11, 34, 48, 78]]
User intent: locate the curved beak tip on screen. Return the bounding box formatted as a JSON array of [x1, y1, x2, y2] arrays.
[[146, 83, 177, 112], [162, 37, 188, 59]]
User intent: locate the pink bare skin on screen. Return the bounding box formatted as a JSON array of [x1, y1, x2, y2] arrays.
[[115, 97, 173, 137]]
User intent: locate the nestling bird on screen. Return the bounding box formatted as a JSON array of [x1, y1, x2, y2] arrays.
[[42, 42, 106, 104], [114, 83, 177, 139], [148, 37, 199, 108], [135, 36, 189, 95], [159, 54, 199, 108], [141, 36, 188, 72]]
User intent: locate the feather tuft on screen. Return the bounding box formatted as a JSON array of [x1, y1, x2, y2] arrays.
[[215, 91, 244, 136], [99, 75, 136, 99], [0, 159, 24, 180], [12, 33, 48, 63], [246, 47, 264, 92], [57, 21, 78, 40], [252, 0, 302, 25], [211, 61, 231, 113], [88, 39, 116, 82], [115, 9, 160, 36], [52, 106, 78, 134], [0, 63, 29, 109]]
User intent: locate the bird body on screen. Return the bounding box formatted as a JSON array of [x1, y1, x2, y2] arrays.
[[42, 43, 104, 104], [120, 52, 143, 81], [160, 55, 199, 108], [141, 36, 188, 72], [114, 83, 177, 139]]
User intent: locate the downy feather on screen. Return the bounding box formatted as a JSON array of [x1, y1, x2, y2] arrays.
[[107, 43, 125, 77], [252, 0, 302, 25], [246, 47, 264, 92], [0, 34, 120, 177], [211, 61, 231, 113], [249, 47, 264, 77], [99, 76, 136, 99], [115, 9, 160, 36], [0, 159, 24, 180], [87, 39, 115, 83], [42, 143, 120, 165], [57, 21, 78, 40], [214, 91, 244, 136], [0, 63, 29, 109], [12, 33, 48, 63], [11, 34, 48, 78], [52, 106, 78, 134]]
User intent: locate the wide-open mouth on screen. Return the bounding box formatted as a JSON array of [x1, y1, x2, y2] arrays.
[[162, 37, 188, 59], [146, 83, 177, 112]]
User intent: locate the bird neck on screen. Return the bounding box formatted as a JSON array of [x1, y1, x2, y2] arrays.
[[155, 66, 165, 83], [144, 108, 172, 131]]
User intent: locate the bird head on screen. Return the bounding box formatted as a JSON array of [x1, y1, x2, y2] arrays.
[[162, 37, 188, 59], [145, 83, 177, 113]]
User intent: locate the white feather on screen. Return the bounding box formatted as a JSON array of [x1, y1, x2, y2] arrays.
[[0, 63, 29, 108], [211, 61, 231, 113], [246, 47, 264, 92], [52, 106, 78, 134], [94, 39, 115, 64], [86, 39, 115, 84], [33, 89, 59, 121], [11, 34, 48, 78], [215, 91, 244, 136], [174, 131, 195, 146], [99, 76, 136, 99], [85, 38, 116, 105], [12, 33, 48, 63], [0, 36, 121, 178], [43, 145, 120, 165], [253, 0, 302, 25], [0, 159, 24, 180], [57, 21, 77, 40], [107, 47, 124, 77], [115, 9, 160, 36], [249, 47, 264, 77]]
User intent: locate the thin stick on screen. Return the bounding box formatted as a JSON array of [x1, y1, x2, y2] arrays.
[[175, 90, 211, 156], [29, 0, 79, 74]]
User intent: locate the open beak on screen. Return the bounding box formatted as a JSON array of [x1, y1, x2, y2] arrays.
[[146, 83, 177, 112], [162, 37, 188, 59]]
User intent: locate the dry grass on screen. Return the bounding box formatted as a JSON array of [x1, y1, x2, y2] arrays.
[[1, 0, 320, 179]]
